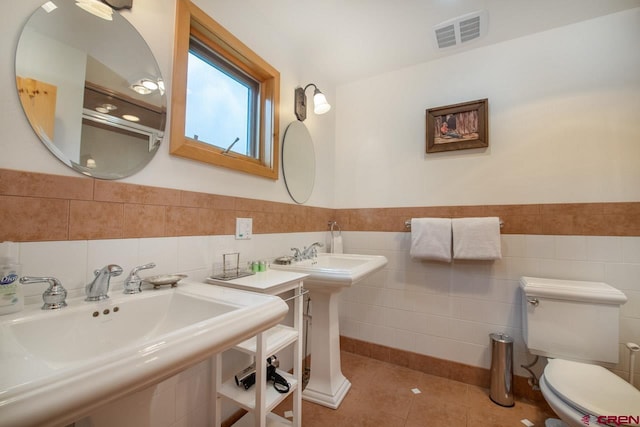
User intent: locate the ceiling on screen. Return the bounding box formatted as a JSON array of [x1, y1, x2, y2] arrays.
[[240, 0, 639, 85]]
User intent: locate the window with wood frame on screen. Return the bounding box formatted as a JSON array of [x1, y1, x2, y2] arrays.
[[170, 0, 280, 179]]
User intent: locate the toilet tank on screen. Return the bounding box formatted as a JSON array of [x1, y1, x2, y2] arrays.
[[520, 276, 627, 365]]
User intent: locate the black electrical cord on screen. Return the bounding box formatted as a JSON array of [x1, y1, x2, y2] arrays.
[[267, 364, 290, 393]]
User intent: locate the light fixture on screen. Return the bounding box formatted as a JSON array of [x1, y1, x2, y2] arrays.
[[95, 103, 117, 114], [130, 78, 159, 95], [75, 0, 113, 21], [131, 84, 152, 95], [122, 114, 140, 122], [141, 79, 159, 91], [295, 83, 331, 121], [86, 156, 97, 169]]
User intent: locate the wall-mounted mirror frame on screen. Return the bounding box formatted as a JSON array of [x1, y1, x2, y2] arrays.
[[15, 0, 166, 179], [282, 121, 315, 204]]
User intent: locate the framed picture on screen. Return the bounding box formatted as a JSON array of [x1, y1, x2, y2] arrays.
[[426, 98, 488, 153]]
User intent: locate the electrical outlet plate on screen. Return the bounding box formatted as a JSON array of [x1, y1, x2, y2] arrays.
[[235, 218, 252, 240]]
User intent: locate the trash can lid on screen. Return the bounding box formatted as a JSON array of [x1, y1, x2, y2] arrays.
[[489, 333, 513, 343]]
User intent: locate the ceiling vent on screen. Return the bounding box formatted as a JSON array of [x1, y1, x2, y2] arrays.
[[434, 10, 488, 49]]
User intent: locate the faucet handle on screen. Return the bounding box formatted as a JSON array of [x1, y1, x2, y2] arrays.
[[132, 262, 156, 275], [20, 276, 68, 310], [291, 247, 302, 261], [124, 262, 156, 294]]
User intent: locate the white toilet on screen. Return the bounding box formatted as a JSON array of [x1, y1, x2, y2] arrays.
[[520, 276, 640, 427]]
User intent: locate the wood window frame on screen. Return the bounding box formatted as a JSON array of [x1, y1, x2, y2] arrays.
[[170, 0, 280, 179]]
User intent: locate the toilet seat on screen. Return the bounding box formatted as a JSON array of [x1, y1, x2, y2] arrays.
[[544, 359, 640, 422]]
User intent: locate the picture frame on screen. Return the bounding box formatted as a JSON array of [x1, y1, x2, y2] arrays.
[[426, 98, 488, 153]]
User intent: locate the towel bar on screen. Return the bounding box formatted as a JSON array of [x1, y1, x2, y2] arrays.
[[405, 218, 504, 229]]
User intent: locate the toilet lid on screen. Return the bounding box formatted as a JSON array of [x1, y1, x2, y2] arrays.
[[544, 359, 640, 418]]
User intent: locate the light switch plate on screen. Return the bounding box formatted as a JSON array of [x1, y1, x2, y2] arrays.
[[235, 218, 252, 240]]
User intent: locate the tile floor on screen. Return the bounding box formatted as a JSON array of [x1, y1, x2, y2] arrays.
[[274, 351, 556, 427]]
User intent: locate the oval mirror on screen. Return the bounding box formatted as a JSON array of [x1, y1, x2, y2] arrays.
[[282, 121, 315, 204], [15, 0, 166, 179]]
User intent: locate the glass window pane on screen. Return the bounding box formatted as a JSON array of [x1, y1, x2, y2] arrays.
[[185, 51, 253, 156]]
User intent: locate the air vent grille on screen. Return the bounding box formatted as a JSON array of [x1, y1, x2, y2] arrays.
[[433, 10, 487, 49], [435, 25, 456, 48], [459, 16, 481, 43]]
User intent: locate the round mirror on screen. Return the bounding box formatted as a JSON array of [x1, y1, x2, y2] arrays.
[[15, 0, 166, 179], [282, 121, 315, 204]]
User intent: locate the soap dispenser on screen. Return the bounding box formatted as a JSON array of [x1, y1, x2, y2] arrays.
[[0, 241, 24, 315]]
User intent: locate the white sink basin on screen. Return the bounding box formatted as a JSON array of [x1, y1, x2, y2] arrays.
[[0, 281, 288, 427], [271, 253, 387, 290]]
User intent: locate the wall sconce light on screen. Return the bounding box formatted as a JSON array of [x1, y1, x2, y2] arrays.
[[295, 83, 331, 121]]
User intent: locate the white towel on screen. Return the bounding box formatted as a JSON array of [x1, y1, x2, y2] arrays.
[[409, 218, 452, 262], [452, 217, 502, 260], [330, 234, 343, 254]]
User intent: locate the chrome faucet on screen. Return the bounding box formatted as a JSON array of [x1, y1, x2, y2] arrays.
[[86, 264, 123, 301], [291, 247, 303, 261], [123, 262, 156, 294], [20, 276, 68, 310], [301, 242, 324, 259]]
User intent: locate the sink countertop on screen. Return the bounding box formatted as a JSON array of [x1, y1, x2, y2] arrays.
[[0, 281, 288, 427]]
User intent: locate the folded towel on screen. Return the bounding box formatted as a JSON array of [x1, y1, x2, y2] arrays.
[[410, 218, 452, 262], [452, 217, 502, 260], [331, 234, 343, 254]]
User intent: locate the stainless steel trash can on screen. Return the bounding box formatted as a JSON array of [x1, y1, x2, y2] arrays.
[[489, 333, 514, 407]]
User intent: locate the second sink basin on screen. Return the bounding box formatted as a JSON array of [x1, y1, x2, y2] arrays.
[[271, 253, 387, 290]]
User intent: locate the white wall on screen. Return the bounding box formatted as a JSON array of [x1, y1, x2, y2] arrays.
[[0, 0, 336, 207], [334, 9, 640, 208], [339, 232, 640, 386]]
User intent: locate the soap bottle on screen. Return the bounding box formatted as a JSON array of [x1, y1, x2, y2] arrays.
[[0, 241, 24, 315]]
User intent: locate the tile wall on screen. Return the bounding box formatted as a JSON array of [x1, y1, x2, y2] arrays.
[[3, 168, 639, 424], [2, 169, 639, 243], [339, 231, 640, 387], [334, 204, 640, 235], [16, 232, 325, 305], [0, 169, 332, 242]]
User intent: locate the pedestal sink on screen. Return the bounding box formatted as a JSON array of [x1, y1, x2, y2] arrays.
[[271, 253, 387, 408]]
